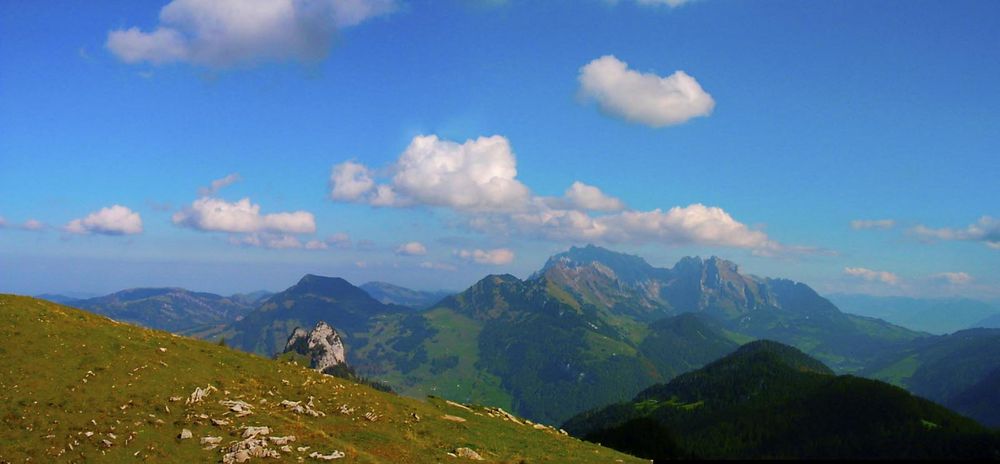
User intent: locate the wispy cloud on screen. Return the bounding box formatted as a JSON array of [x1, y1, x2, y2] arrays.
[[198, 173, 241, 196], [229, 233, 300, 249], [419, 261, 457, 271], [21, 219, 46, 231], [843, 267, 900, 285], [607, 0, 695, 8], [910, 216, 1000, 249], [395, 241, 428, 256], [578, 55, 714, 127], [457, 248, 515, 265], [850, 219, 896, 230], [931, 272, 973, 285]]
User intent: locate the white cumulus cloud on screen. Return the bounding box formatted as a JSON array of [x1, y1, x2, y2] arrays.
[[911, 216, 1000, 249], [850, 219, 896, 230], [484, 202, 775, 251], [65, 205, 144, 235], [843, 267, 900, 285], [106, 0, 396, 68], [330, 135, 532, 212], [330, 161, 376, 202], [330, 134, 807, 255], [173, 197, 316, 234], [458, 248, 515, 265], [578, 55, 714, 127], [561, 181, 625, 212], [395, 241, 427, 256]]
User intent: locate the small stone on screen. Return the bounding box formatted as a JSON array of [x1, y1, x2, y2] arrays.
[[178, 429, 192, 440], [308, 450, 345, 460], [454, 447, 484, 460], [242, 426, 270, 438]]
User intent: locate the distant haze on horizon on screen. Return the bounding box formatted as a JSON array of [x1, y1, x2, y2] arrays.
[[1, 1, 997, 299]]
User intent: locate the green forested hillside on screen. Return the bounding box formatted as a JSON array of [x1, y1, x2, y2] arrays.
[[563, 341, 1000, 460], [0, 295, 643, 463], [354, 274, 742, 425], [864, 328, 1000, 427]]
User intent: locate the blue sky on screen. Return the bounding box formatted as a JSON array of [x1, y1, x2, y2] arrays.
[[1, 0, 998, 298]]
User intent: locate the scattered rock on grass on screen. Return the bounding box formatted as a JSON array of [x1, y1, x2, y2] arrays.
[[309, 450, 346, 460], [454, 447, 484, 460]]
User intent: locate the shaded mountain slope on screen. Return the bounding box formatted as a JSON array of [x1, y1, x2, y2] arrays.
[[221, 275, 408, 356], [864, 328, 1000, 427], [564, 340, 1000, 460]]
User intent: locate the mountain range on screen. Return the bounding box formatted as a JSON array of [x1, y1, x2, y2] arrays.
[[33, 245, 998, 435], [830, 294, 1000, 334], [359, 281, 452, 310], [69, 288, 264, 333], [189, 245, 929, 425]]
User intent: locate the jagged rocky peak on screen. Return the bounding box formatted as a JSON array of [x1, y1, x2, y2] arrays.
[[539, 244, 661, 285], [283, 320, 347, 374], [672, 256, 744, 285]]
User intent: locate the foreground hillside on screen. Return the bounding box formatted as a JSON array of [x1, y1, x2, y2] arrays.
[[564, 341, 1000, 460], [0, 295, 643, 463]]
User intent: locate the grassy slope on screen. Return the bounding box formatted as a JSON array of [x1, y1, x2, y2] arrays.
[[0, 295, 643, 463]]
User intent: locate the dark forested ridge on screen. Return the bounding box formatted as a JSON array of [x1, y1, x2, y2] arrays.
[[865, 328, 1000, 427], [564, 340, 1000, 460]]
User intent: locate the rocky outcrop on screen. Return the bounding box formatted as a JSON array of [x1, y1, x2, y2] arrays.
[[283, 321, 347, 374]]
